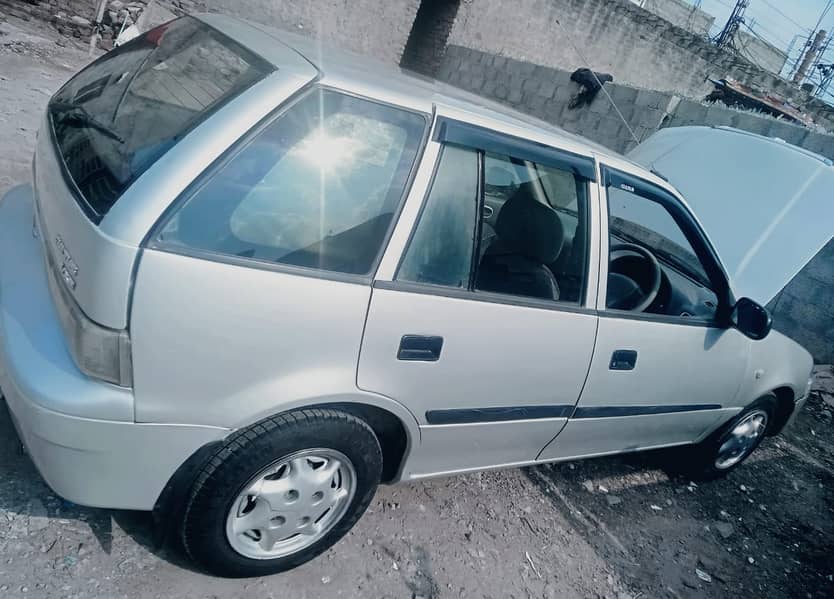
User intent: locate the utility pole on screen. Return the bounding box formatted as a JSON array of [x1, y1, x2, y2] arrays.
[[715, 0, 749, 49], [793, 29, 827, 83], [815, 63, 834, 98]]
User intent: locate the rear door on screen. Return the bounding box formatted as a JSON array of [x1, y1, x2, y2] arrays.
[[539, 165, 749, 461], [358, 116, 601, 479]]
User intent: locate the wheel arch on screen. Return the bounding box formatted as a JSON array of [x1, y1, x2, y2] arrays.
[[154, 398, 417, 522], [767, 386, 796, 436]]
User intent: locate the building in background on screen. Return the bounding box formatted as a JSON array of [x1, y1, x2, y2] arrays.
[[733, 29, 789, 75], [630, 0, 714, 36]]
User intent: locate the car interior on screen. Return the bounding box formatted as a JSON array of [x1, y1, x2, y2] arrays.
[[605, 185, 719, 319], [475, 155, 588, 303]]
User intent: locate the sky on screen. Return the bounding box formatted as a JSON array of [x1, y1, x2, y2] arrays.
[[696, 0, 833, 53]]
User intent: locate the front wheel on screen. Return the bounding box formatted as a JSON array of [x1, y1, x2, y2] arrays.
[[181, 408, 382, 577], [684, 394, 776, 480]]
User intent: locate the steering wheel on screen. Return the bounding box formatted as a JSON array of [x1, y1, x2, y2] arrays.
[[607, 243, 662, 312]]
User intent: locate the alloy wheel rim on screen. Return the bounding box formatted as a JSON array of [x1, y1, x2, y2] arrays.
[[225, 448, 356, 559], [714, 410, 768, 470]]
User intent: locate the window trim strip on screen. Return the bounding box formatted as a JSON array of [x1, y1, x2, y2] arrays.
[[374, 279, 596, 316], [434, 117, 598, 182]]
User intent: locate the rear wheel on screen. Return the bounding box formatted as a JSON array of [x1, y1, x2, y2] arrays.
[[181, 408, 382, 577], [685, 395, 776, 480]]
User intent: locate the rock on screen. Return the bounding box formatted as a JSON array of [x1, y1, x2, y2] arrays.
[[695, 568, 712, 583], [582, 480, 594, 492], [605, 495, 622, 506], [109, 0, 125, 10], [715, 522, 734, 539], [27, 499, 49, 533], [70, 15, 90, 26]]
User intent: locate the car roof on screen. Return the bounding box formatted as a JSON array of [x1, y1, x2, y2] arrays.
[[198, 13, 629, 166]]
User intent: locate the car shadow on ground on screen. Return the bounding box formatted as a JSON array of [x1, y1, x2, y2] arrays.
[[522, 436, 834, 598], [0, 397, 202, 573]]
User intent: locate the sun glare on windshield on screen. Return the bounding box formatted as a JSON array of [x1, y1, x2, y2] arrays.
[[293, 129, 358, 172]]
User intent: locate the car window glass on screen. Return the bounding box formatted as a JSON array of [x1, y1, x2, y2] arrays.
[[606, 184, 718, 318], [476, 153, 588, 303], [49, 16, 274, 219], [397, 145, 479, 288], [158, 89, 426, 275]]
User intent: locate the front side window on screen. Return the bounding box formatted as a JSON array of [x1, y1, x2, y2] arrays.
[[398, 144, 590, 304], [157, 89, 426, 276], [606, 181, 718, 319], [50, 16, 274, 219]]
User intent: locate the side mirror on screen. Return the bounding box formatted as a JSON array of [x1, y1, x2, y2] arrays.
[[730, 297, 772, 340]]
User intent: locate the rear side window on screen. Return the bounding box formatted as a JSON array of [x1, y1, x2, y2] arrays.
[[49, 16, 273, 220], [156, 89, 426, 276]]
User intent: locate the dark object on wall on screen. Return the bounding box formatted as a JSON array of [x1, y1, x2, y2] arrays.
[[705, 78, 815, 127], [568, 68, 614, 109]]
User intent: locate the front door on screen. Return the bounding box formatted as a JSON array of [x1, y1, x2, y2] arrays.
[[358, 119, 600, 480], [539, 166, 749, 461]]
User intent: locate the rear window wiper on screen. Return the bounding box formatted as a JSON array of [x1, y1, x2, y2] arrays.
[[50, 101, 125, 144]]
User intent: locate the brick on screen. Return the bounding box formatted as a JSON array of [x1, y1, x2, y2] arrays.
[[609, 85, 639, 105], [521, 77, 541, 94]]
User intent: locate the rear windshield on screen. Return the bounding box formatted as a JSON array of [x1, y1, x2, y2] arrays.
[[48, 16, 274, 221]]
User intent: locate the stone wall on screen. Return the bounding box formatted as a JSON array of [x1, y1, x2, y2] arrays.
[[633, 0, 713, 36], [437, 44, 834, 362]]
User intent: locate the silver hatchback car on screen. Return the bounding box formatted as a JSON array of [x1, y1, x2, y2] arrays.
[[0, 15, 819, 577]]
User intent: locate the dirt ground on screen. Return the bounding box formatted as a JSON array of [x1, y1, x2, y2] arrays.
[[0, 8, 833, 599]]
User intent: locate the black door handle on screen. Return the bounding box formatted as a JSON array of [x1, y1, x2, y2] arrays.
[[610, 349, 638, 370], [398, 335, 443, 362]]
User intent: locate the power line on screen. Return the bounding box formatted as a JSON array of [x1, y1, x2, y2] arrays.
[[758, 0, 812, 33], [714, 0, 749, 49]]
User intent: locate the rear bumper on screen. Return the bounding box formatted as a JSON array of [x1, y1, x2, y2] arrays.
[[0, 185, 226, 510]]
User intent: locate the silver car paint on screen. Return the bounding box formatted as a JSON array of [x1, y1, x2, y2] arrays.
[[0, 185, 227, 510], [33, 121, 139, 330], [0, 14, 815, 512]]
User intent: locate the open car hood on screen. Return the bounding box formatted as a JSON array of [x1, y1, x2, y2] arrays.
[[628, 126, 834, 305]]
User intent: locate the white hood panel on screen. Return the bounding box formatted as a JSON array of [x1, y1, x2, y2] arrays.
[[628, 126, 834, 305]]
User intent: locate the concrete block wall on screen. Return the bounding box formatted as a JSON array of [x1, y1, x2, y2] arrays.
[[437, 45, 674, 154]]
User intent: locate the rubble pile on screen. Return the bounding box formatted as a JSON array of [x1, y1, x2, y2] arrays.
[[52, 1, 146, 48], [5, 0, 200, 49]]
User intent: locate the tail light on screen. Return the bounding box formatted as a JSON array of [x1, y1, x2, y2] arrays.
[[39, 214, 133, 387]]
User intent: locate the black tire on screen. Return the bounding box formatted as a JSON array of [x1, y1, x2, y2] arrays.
[[684, 394, 777, 481], [181, 408, 382, 577]]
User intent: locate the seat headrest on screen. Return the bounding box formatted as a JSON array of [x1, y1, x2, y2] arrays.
[[494, 183, 564, 264]]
